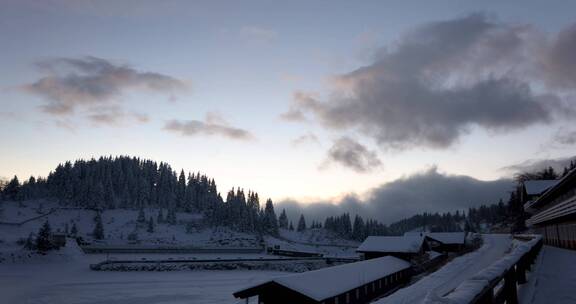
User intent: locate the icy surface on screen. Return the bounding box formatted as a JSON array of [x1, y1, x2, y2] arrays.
[[357, 235, 425, 253], [375, 234, 512, 304], [519, 245, 576, 304], [238, 256, 411, 301]]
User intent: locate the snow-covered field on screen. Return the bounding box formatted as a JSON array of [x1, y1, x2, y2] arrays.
[[0, 201, 359, 303], [375, 234, 512, 304], [0, 257, 284, 304], [0, 239, 281, 304]]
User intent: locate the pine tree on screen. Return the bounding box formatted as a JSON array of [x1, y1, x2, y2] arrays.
[[147, 216, 155, 233], [289, 221, 294, 231], [278, 209, 288, 229], [176, 170, 187, 209], [167, 209, 177, 225], [297, 214, 306, 232], [93, 213, 105, 240], [24, 233, 35, 250], [157, 209, 165, 224], [71, 221, 78, 236], [3, 176, 21, 201], [263, 199, 279, 235], [352, 215, 366, 241], [137, 208, 146, 223], [36, 221, 53, 251]]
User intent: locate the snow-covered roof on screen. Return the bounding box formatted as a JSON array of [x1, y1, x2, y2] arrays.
[[404, 231, 426, 237], [403, 232, 466, 245], [357, 236, 425, 253], [428, 251, 444, 260], [234, 256, 411, 301], [523, 180, 559, 195], [427, 232, 466, 245]]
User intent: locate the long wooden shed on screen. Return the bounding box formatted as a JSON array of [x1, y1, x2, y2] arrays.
[[233, 256, 412, 304]]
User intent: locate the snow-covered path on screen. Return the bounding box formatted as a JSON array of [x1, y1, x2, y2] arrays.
[[519, 245, 576, 304], [375, 234, 512, 304]]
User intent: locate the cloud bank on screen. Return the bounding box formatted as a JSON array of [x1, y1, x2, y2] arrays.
[[164, 113, 254, 141], [277, 167, 513, 224], [501, 156, 576, 175], [286, 13, 576, 150]]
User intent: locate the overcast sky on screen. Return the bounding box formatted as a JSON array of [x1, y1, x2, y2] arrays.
[[1, 0, 575, 214]]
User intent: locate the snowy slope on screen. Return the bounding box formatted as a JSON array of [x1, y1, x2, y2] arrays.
[[0, 201, 358, 263]]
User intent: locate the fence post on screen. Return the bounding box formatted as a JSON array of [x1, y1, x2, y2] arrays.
[[503, 267, 518, 304], [516, 259, 527, 284], [476, 289, 494, 304]]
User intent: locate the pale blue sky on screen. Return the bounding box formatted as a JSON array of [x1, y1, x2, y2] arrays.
[[1, 0, 575, 202]]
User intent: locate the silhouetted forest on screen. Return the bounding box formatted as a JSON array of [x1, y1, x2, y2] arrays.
[[1, 157, 575, 239]]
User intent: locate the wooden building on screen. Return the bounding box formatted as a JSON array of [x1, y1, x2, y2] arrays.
[[233, 256, 412, 304], [521, 179, 559, 209], [404, 232, 467, 252], [356, 236, 429, 261], [525, 168, 576, 249], [267, 245, 324, 257]]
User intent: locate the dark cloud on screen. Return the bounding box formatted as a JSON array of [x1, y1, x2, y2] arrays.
[[23, 56, 187, 115], [277, 167, 513, 224], [554, 130, 576, 145], [541, 24, 576, 89], [164, 113, 254, 141], [323, 137, 382, 173], [501, 156, 576, 175], [288, 13, 576, 150]]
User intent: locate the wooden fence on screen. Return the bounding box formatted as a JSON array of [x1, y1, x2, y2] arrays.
[[425, 235, 543, 304]]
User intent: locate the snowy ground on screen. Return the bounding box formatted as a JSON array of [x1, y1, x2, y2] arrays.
[[374, 234, 512, 304], [0, 201, 358, 303], [519, 245, 576, 304], [0, 242, 286, 304]]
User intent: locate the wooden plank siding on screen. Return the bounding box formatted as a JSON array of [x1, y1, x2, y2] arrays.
[[534, 221, 576, 250]]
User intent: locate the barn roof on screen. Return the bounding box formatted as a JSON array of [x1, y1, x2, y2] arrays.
[[427, 232, 466, 245], [234, 256, 411, 301], [523, 180, 559, 195], [403, 232, 466, 245], [357, 235, 425, 253]]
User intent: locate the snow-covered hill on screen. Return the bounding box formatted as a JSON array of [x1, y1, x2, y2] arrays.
[[0, 200, 358, 263]]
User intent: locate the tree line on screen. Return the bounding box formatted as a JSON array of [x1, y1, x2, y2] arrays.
[[2, 157, 575, 243], [0, 156, 282, 236]]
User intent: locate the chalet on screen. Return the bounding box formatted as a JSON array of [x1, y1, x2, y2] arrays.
[[404, 232, 467, 252], [521, 179, 559, 211], [356, 236, 429, 261], [525, 168, 576, 249], [233, 256, 412, 304]]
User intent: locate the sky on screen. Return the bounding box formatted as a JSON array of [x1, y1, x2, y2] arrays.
[[1, 0, 576, 219]]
